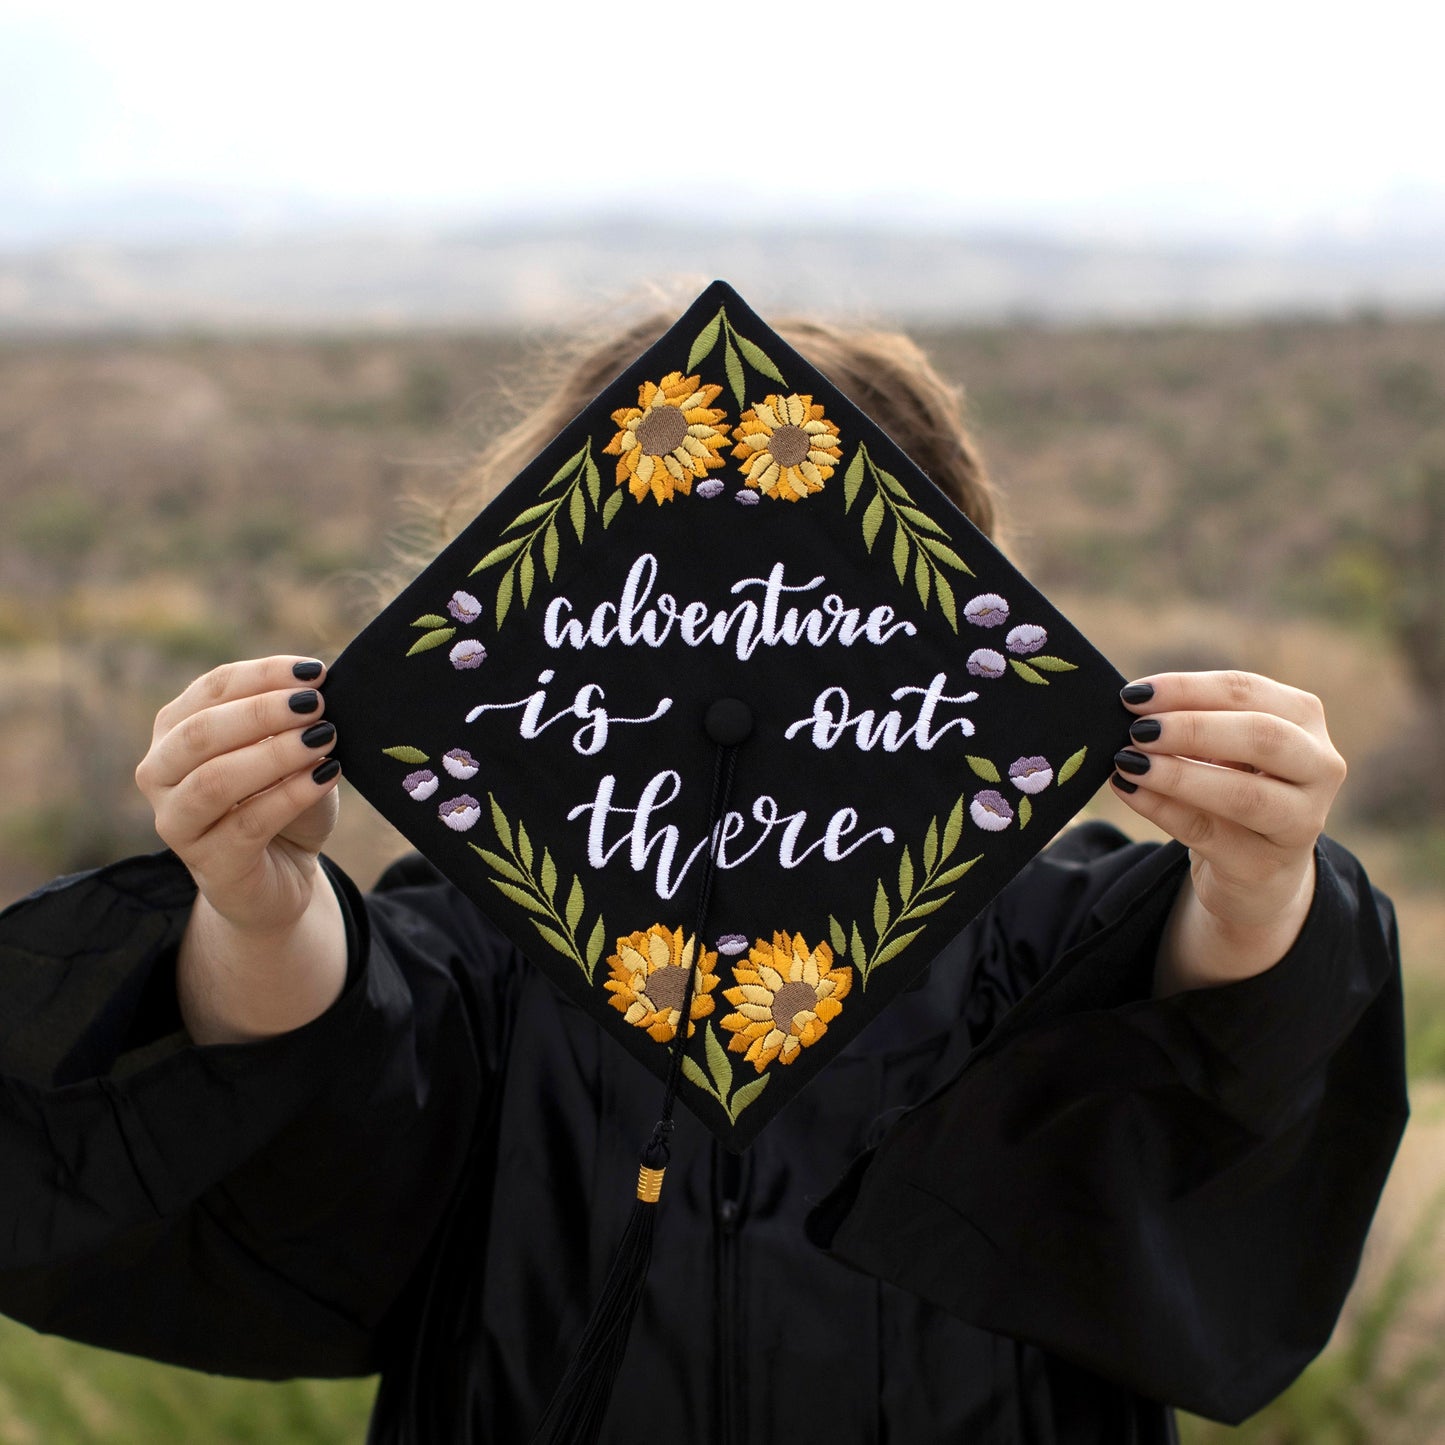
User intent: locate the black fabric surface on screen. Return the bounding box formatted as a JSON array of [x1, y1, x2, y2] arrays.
[[0, 821, 1407, 1442]]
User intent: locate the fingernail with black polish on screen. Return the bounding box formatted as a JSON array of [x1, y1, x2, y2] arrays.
[[312, 758, 340, 784], [288, 689, 320, 714], [301, 721, 336, 749], [1111, 772, 1139, 794], [1114, 748, 1151, 775], [1120, 682, 1155, 704], [1128, 717, 1162, 743], [293, 660, 324, 681]]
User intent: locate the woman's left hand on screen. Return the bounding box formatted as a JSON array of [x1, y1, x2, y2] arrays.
[[1112, 670, 1348, 994]]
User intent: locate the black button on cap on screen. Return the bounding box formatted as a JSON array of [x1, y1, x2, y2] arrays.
[[705, 698, 754, 747]]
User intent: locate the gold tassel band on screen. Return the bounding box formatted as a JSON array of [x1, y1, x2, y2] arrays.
[[636, 1164, 666, 1204]]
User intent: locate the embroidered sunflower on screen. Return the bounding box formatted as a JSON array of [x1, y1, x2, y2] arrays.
[[603, 372, 729, 504], [603, 924, 720, 1042], [720, 932, 852, 1072], [731, 394, 843, 501]]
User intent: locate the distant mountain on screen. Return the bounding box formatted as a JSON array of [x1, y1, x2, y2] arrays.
[[2, 220, 1444, 330]]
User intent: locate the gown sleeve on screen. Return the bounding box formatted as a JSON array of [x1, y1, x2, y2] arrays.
[[805, 820, 1409, 1425], [0, 848, 517, 1380]]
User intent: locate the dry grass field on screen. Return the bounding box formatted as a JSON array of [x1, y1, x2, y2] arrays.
[[0, 315, 1442, 1441]]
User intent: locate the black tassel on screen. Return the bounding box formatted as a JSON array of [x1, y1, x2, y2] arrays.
[[527, 1131, 671, 1445]]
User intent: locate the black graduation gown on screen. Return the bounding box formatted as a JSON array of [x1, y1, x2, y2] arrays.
[[0, 821, 1407, 1444]]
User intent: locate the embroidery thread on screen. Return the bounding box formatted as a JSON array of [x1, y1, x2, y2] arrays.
[[603, 924, 720, 1042], [719, 931, 852, 1070], [604, 372, 730, 505], [680, 1024, 772, 1124], [731, 393, 843, 501], [685, 304, 788, 407]]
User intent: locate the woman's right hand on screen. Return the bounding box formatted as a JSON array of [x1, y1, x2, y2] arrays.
[[135, 657, 349, 1042]]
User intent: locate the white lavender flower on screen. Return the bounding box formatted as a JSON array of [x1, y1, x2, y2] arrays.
[[1008, 756, 1054, 794], [969, 789, 1015, 831], [438, 794, 482, 832], [448, 590, 482, 624], [966, 648, 1007, 679], [449, 639, 487, 670], [964, 593, 1009, 628], [1006, 623, 1047, 655], [734, 489, 760, 506], [696, 479, 725, 499], [443, 748, 479, 780], [402, 769, 439, 801], [715, 932, 749, 956]]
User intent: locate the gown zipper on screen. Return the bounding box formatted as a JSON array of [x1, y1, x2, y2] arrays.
[[714, 1144, 745, 1445]]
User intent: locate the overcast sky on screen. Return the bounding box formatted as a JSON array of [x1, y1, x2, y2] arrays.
[[3, 0, 1444, 244]]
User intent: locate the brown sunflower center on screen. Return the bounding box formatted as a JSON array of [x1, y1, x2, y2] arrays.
[[771, 980, 817, 1029], [636, 405, 688, 456], [645, 964, 691, 1014], [766, 424, 810, 468]]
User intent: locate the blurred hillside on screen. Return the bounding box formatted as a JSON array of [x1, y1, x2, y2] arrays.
[[0, 315, 1443, 1442]]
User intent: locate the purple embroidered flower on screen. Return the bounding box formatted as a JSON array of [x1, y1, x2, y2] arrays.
[[450, 639, 487, 670], [964, 593, 1009, 628], [734, 489, 760, 506], [402, 769, 438, 801], [1006, 623, 1047, 655], [966, 648, 1007, 679], [715, 932, 749, 956], [1008, 755, 1054, 794], [438, 794, 482, 832], [696, 479, 725, 499], [443, 748, 479, 780], [970, 789, 1015, 832], [448, 590, 482, 624]]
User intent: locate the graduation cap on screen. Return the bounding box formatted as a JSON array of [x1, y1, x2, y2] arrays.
[[323, 281, 1126, 1442]]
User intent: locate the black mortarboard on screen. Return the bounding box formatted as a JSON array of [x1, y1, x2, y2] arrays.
[[323, 281, 1126, 1442]]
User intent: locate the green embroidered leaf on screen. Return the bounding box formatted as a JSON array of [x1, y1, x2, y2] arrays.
[[519, 549, 535, 607], [1027, 655, 1078, 672], [470, 533, 527, 575], [875, 465, 912, 502], [502, 500, 554, 533], [897, 845, 914, 904], [516, 820, 534, 872], [530, 919, 579, 963], [543, 519, 560, 581], [1010, 659, 1047, 685], [919, 535, 972, 573], [686, 310, 722, 371], [586, 915, 607, 975], [584, 452, 601, 509], [569, 484, 587, 543], [935, 570, 958, 631], [603, 488, 625, 528], [681, 1056, 714, 1095], [704, 1024, 732, 1097], [1018, 795, 1033, 830], [922, 816, 939, 873], [494, 566, 515, 627], [470, 845, 528, 887], [850, 920, 867, 972], [1057, 746, 1088, 785], [891, 519, 909, 583], [843, 449, 865, 512], [490, 879, 548, 915], [724, 337, 745, 408], [872, 879, 890, 939], [897, 504, 948, 537], [966, 755, 1001, 782], [828, 914, 847, 958], [733, 332, 786, 384], [934, 854, 982, 888], [406, 626, 456, 656], [541, 444, 588, 494], [382, 745, 428, 764], [942, 795, 964, 859], [728, 1074, 770, 1122], [872, 927, 925, 971], [914, 551, 931, 610], [861, 492, 886, 552], [540, 847, 558, 902], [488, 794, 512, 852], [565, 875, 585, 933], [899, 893, 952, 920], [410, 614, 448, 628]]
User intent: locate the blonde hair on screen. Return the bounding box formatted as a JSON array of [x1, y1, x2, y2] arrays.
[[415, 309, 1006, 575]]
